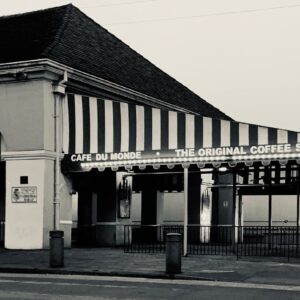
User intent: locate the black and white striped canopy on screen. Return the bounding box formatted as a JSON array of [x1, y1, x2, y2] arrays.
[[62, 94, 300, 171]]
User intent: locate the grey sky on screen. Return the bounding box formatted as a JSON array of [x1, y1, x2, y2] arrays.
[[1, 0, 300, 131]]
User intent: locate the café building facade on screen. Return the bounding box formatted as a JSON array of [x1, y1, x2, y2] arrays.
[[0, 4, 299, 250]]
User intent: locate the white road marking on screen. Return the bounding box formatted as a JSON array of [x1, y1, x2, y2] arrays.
[[0, 273, 299, 292]]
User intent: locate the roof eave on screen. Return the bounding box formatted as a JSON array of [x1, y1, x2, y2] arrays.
[[0, 58, 214, 115]]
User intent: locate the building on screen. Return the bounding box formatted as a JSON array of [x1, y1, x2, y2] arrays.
[[0, 4, 299, 252]]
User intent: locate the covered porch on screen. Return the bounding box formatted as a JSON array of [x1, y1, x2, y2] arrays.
[[62, 93, 300, 257]]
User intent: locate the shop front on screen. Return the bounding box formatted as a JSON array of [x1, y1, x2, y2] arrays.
[[62, 93, 300, 256], [0, 5, 299, 257]]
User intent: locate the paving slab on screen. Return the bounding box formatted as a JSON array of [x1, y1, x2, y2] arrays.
[[0, 248, 299, 286]]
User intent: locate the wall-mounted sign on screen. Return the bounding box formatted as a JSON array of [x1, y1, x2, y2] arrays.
[[62, 143, 300, 172], [12, 186, 37, 203], [68, 143, 300, 163]]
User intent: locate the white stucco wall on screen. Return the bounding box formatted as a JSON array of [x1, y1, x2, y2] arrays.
[[243, 195, 297, 226], [57, 173, 73, 248], [5, 160, 46, 249], [131, 192, 185, 224], [0, 80, 54, 152], [131, 192, 141, 223], [42, 159, 54, 249], [163, 192, 184, 223], [1, 77, 71, 249]]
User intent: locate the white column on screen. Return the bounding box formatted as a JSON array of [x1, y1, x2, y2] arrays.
[[5, 159, 49, 249], [200, 173, 213, 243]]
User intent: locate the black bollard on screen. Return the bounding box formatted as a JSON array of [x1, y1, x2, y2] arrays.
[[166, 233, 181, 274], [49, 230, 64, 268]]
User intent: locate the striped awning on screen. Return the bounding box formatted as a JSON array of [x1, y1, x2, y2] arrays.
[[62, 93, 300, 172]]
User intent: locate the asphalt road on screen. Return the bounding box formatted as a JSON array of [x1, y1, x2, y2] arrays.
[[0, 273, 299, 299]]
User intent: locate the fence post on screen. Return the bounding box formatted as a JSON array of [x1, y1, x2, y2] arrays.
[[296, 174, 299, 256], [268, 167, 272, 251], [124, 225, 126, 252], [236, 226, 239, 260], [183, 167, 188, 256], [288, 227, 290, 262], [166, 233, 181, 274]]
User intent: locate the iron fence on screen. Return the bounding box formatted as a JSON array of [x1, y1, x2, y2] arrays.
[[124, 225, 183, 253], [124, 224, 300, 258]]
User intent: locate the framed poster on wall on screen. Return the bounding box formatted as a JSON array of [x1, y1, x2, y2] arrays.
[[11, 187, 37, 203]]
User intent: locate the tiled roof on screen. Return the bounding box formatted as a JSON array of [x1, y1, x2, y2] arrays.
[[0, 4, 231, 120]]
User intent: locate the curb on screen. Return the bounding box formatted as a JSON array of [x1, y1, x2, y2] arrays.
[[0, 267, 216, 282]]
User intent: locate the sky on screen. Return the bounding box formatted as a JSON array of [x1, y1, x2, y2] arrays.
[[1, 0, 300, 132]]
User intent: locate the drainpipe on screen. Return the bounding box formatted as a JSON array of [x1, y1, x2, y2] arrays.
[[50, 71, 67, 268]]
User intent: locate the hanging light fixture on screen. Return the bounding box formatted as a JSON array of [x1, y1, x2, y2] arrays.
[[219, 166, 228, 172]]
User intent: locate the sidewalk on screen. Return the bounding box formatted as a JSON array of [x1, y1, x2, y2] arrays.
[[0, 247, 300, 286]]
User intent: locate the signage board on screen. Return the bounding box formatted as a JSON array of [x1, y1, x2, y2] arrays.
[[62, 143, 300, 171], [12, 186, 37, 203]]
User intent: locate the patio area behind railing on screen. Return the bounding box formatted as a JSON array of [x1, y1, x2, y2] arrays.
[[124, 225, 300, 258]]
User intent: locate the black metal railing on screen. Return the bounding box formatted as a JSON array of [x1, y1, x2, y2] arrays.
[[124, 225, 183, 253], [124, 225, 300, 258], [188, 225, 234, 256], [237, 226, 300, 258]]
